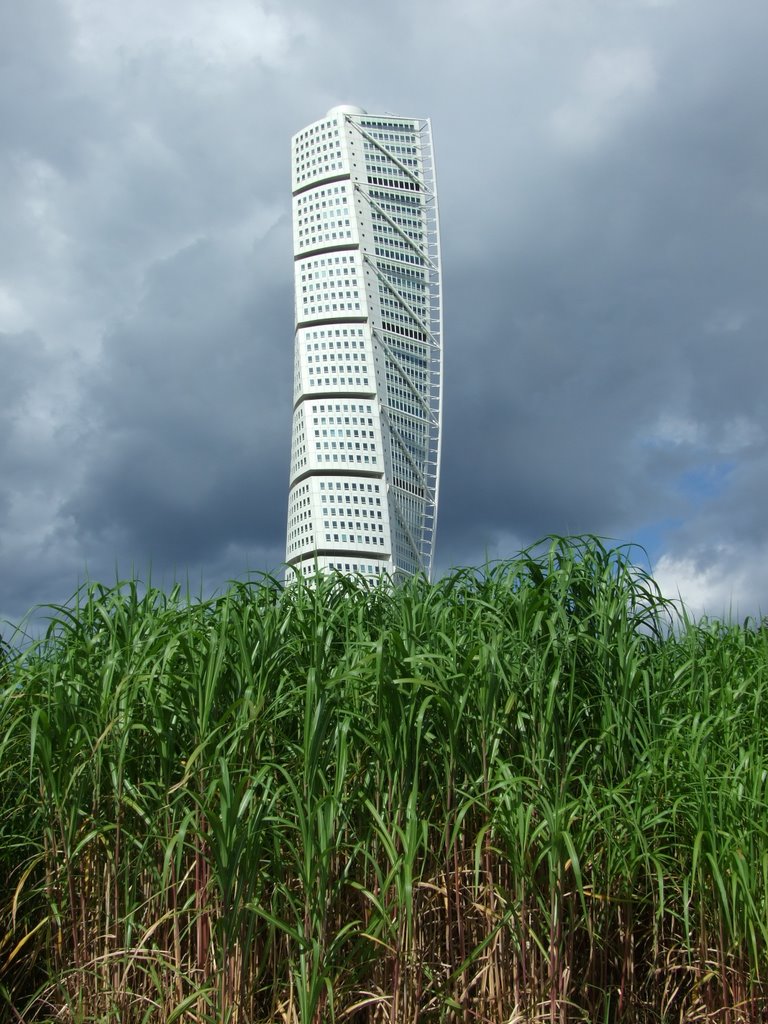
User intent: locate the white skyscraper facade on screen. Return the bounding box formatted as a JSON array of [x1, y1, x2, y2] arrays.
[[285, 105, 442, 581]]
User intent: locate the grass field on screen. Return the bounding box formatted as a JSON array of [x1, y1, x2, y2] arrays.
[[1, 536, 766, 1022]]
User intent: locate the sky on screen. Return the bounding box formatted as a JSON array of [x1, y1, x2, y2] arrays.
[[2, 0, 767, 635]]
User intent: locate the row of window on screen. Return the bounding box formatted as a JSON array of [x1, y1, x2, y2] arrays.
[[367, 175, 421, 192], [289, 563, 385, 578], [319, 424, 374, 441], [303, 326, 366, 339], [296, 181, 347, 200], [307, 359, 368, 372], [326, 562, 385, 575], [371, 192, 424, 213], [320, 480, 380, 492], [315, 453, 377, 465], [316, 439, 375, 451], [360, 120, 417, 134], [315, 424, 374, 437], [302, 302, 361, 317], [306, 341, 366, 354], [308, 361, 368, 377], [302, 282, 358, 294], [363, 141, 417, 156], [324, 517, 382, 529], [307, 376, 370, 388], [366, 153, 418, 171], [323, 492, 381, 505], [297, 220, 351, 240], [297, 229, 354, 250], [325, 533, 385, 545], [374, 246, 427, 267], [381, 320, 428, 343], [293, 443, 379, 470], [314, 402, 371, 414], [300, 251, 358, 271]]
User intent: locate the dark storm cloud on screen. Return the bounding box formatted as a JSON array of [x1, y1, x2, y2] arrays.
[[1, 0, 306, 625], [65, 224, 293, 567], [426, 0, 768, 612], [0, 332, 46, 521], [2, 0, 768, 626], [438, 97, 768, 542]]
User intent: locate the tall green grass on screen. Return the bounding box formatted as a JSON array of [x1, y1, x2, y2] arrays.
[[1, 537, 766, 1022]]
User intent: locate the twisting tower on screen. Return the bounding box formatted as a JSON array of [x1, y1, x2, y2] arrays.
[[285, 105, 442, 581]]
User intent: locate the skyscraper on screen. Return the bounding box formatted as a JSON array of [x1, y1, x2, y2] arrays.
[[285, 105, 442, 582]]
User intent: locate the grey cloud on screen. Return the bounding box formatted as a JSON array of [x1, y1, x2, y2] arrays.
[[434, 6, 768, 567], [0, 2, 95, 170], [64, 224, 292, 562], [0, 332, 43, 418]]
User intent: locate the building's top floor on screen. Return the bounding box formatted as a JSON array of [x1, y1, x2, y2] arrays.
[[291, 106, 429, 196], [292, 105, 423, 143]]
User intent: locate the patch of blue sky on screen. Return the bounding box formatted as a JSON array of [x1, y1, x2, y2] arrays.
[[630, 518, 685, 569], [677, 461, 735, 501], [629, 465, 734, 573]]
